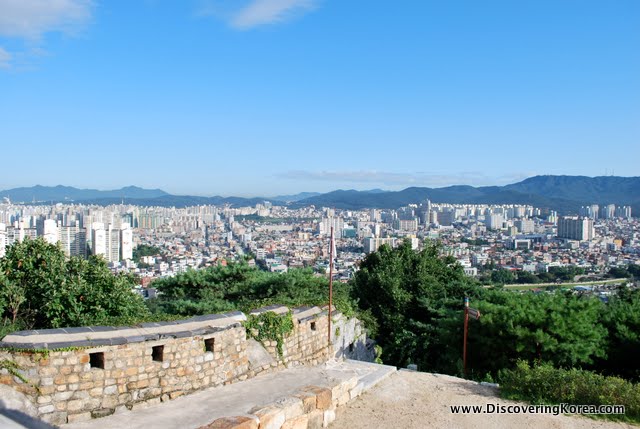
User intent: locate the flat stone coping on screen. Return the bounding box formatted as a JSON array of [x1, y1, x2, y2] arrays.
[[248, 305, 326, 323], [0, 305, 331, 350], [62, 359, 397, 429], [0, 312, 246, 350]]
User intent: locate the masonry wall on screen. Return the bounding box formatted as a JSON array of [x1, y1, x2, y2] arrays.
[[0, 306, 369, 426]]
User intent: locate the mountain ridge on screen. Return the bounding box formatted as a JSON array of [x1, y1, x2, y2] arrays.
[[295, 175, 640, 214], [1, 176, 638, 213]]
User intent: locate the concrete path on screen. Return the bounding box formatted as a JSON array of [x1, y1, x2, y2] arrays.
[[62, 360, 395, 429]]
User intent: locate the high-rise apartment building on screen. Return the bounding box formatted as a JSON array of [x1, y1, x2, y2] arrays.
[[91, 222, 107, 259], [557, 216, 594, 241], [484, 214, 504, 230], [0, 223, 6, 258], [515, 218, 535, 234], [120, 225, 133, 261], [59, 221, 87, 258]]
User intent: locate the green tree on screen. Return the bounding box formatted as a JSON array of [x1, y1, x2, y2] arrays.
[[597, 287, 640, 381], [132, 244, 163, 262], [150, 263, 356, 317], [351, 240, 480, 369], [0, 238, 149, 331], [491, 269, 515, 285], [516, 270, 539, 284], [608, 267, 630, 279]]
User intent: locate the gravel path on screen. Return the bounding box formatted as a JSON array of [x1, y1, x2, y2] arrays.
[[332, 370, 637, 429]]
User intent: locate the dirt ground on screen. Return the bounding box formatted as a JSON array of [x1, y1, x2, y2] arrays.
[[332, 370, 637, 429]]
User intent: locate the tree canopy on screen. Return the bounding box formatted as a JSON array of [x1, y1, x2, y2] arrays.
[[150, 263, 356, 317], [350, 239, 634, 381], [0, 238, 148, 335]]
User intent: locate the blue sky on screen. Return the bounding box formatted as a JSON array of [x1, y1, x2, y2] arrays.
[[0, 0, 638, 197]]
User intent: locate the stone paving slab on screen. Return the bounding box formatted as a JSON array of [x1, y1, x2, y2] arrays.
[[62, 360, 396, 429]]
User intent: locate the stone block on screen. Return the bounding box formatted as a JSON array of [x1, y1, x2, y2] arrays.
[[202, 416, 259, 429], [102, 395, 119, 409], [253, 406, 285, 429], [275, 397, 304, 420], [281, 415, 308, 429], [91, 408, 116, 419], [89, 387, 104, 397], [36, 395, 52, 404], [293, 391, 316, 414], [39, 385, 55, 395], [53, 391, 74, 401], [323, 410, 335, 427], [169, 390, 184, 399], [39, 367, 58, 377], [307, 410, 324, 429], [67, 399, 84, 412], [38, 404, 55, 414], [301, 386, 332, 410], [42, 411, 67, 426], [67, 412, 92, 423]]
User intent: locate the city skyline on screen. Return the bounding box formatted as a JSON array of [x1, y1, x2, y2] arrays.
[[1, 0, 638, 195]]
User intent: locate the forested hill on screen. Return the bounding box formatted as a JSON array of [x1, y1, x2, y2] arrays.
[[2, 176, 638, 213], [294, 175, 640, 214]]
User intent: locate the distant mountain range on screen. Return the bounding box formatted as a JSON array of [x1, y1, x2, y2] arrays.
[[0, 185, 282, 208], [293, 176, 640, 214], [270, 192, 322, 202], [0, 185, 168, 202], [271, 189, 386, 202], [1, 176, 638, 214]]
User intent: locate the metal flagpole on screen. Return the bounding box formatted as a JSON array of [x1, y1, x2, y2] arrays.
[[328, 226, 334, 350], [463, 296, 469, 377]]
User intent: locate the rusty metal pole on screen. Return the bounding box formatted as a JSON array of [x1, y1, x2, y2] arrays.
[[328, 226, 334, 351], [463, 296, 469, 378]]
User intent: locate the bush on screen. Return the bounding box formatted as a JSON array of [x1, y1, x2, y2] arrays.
[[499, 361, 640, 423]]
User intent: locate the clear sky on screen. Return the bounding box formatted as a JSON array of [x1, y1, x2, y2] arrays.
[[0, 0, 638, 197]]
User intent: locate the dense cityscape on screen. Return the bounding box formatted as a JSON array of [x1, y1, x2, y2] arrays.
[[1, 198, 636, 294]]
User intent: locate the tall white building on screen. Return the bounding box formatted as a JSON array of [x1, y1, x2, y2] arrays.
[[120, 225, 133, 261], [601, 204, 616, 219], [91, 222, 107, 259], [43, 219, 58, 245], [557, 216, 594, 241], [515, 218, 535, 234], [318, 217, 344, 237], [0, 223, 6, 258], [615, 206, 632, 219], [364, 237, 397, 254], [59, 222, 87, 258], [485, 214, 504, 230], [107, 224, 121, 263]]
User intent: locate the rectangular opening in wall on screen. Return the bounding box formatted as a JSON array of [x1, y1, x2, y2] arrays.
[[89, 352, 104, 369], [204, 337, 215, 353], [310, 322, 316, 331], [349, 343, 354, 353], [152, 345, 164, 362]]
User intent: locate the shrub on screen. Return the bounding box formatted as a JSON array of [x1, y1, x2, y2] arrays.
[[499, 360, 640, 423]]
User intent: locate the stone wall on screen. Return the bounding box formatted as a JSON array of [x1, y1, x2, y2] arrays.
[[0, 305, 370, 426]]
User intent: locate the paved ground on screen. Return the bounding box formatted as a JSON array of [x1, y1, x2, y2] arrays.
[[62, 360, 391, 429], [332, 370, 638, 429]]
